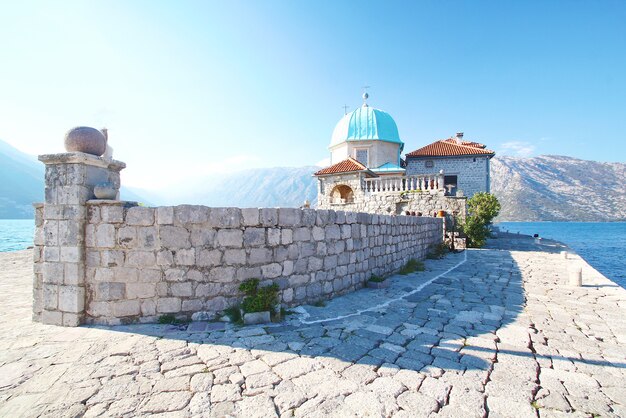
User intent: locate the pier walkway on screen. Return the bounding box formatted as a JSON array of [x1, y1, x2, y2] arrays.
[[0, 234, 624, 417]]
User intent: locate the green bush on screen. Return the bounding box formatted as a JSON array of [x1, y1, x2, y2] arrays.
[[239, 279, 279, 314], [460, 192, 501, 248]]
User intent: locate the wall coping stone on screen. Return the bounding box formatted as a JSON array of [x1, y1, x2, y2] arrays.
[[39, 152, 126, 171]]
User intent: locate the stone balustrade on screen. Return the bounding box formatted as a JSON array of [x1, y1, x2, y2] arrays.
[[363, 173, 444, 194]]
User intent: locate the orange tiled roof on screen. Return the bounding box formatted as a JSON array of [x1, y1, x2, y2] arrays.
[[406, 139, 495, 158], [314, 158, 367, 176]]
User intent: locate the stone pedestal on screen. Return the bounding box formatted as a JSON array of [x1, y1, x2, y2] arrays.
[[33, 152, 125, 326]]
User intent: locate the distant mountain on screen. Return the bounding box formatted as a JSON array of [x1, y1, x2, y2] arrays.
[[157, 166, 319, 208], [1, 139, 624, 221], [0, 140, 43, 218], [0, 140, 149, 218], [491, 155, 626, 222]]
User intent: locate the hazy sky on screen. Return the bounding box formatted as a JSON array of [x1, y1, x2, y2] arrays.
[[1, 1, 625, 189]]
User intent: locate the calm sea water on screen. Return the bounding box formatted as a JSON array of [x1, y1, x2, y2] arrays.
[[1, 219, 624, 288], [497, 222, 626, 288], [0, 219, 35, 252]]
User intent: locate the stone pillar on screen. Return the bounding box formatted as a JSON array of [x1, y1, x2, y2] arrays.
[[36, 152, 126, 326]]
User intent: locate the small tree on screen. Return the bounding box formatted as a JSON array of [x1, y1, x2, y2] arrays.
[[461, 192, 501, 247]]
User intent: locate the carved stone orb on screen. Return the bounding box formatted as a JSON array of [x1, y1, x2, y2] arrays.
[[64, 126, 107, 156]]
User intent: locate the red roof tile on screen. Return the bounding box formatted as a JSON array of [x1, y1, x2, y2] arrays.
[[406, 139, 495, 158], [314, 158, 367, 176]]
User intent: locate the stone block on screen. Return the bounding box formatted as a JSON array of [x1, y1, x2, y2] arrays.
[[157, 297, 182, 313], [182, 299, 203, 312], [324, 255, 338, 269], [278, 208, 300, 226], [259, 208, 278, 226], [58, 220, 81, 246], [301, 242, 316, 257], [95, 224, 116, 248], [101, 205, 124, 223], [243, 311, 271, 325], [42, 309, 63, 326], [312, 226, 325, 241], [206, 296, 227, 312], [43, 285, 58, 310], [190, 227, 215, 246], [141, 300, 157, 316], [325, 225, 341, 240], [44, 246, 60, 262], [186, 270, 204, 282], [126, 251, 156, 267], [174, 248, 196, 265], [96, 282, 125, 301], [126, 206, 155, 226], [249, 248, 272, 264], [157, 250, 173, 266], [87, 301, 113, 317], [175, 205, 210, 224], [267, 228, 281, 246], [341, 224, 352, 239], [93, 267, 115, 282], [281, 229, 293, 245], [126, 283, 156, 299], [157, 206, 174, 225], [293, 227, 311, 242], [195, 283, 220, 297], [165, 268, 186, 282], [236, 267, 262, 281], [262, 263, 282, 279], [116, 226, 136, 248], [58, 285, 85, 313], [196, 249, 222, 267], [43, 262, 64, 284], [113, 267, 139, 282], [224, 249, 246, 265], [208, 267, 236, 283], [159, 225, 190, 249], [301, 209, 316, 226], [282, 288, 294, 303], [217, 229, 243, 247], [244, 228, 266, 247], [208, 208, 242, 228], [308, 257, 323, 271], [60, 246, 80, 263], [306, 282, 322, 298], [137, 227, 158, 250], [171, 282, 193, 297], [241, 208, 260, 226], [283, 260, 294, 276], [62, 312, 82, 327], [113, 300, 141, 317]]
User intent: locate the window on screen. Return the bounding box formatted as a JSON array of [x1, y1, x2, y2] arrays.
[[425, 160, 434, 168], [355, 149, 368, 166], [444, 175, 458, 196]]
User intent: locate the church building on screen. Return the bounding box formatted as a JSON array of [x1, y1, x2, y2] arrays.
[[314, 93, 494, 217]]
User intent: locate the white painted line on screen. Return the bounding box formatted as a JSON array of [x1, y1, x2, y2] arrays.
[[300, 250, 468, 325]]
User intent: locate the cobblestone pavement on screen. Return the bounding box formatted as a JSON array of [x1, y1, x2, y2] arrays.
[[1, 235, 625, 417]]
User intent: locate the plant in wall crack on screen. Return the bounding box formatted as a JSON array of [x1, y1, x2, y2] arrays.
[[239, 278, 279, 314], [399, 258, 424, 275]]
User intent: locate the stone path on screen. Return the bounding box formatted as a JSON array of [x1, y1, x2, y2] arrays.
[[0, 234, 625, 417]]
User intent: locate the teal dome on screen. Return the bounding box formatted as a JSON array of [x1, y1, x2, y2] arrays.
[[330, 105, 403, 148]]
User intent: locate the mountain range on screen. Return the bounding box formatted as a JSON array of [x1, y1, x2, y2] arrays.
[[0, 139, 624, 221]]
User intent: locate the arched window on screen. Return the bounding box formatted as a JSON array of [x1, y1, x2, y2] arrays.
[[330, 185, 355, 204]]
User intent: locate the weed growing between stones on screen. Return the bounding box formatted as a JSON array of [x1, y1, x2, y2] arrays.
[[427, 243, 449, 259], [312, 300, 326, 307], [368, 274, 386, 283], [223, 306, 243, 325], [399, 258, 425, 275], [157, 314, 188, 325], [239, 278, 279, 314]]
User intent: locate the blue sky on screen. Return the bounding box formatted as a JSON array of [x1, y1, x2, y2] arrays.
[[1, 1, 624, 189]]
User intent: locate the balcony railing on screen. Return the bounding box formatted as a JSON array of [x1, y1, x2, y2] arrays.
[[362, 174, 444, 194]]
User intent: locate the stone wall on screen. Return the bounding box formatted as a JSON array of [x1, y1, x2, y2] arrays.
[[405, 156, 491, 197], [79, 203, 442, 325]]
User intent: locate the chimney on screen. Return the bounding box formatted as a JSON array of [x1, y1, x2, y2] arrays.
[[455, 132, 463, 144]]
